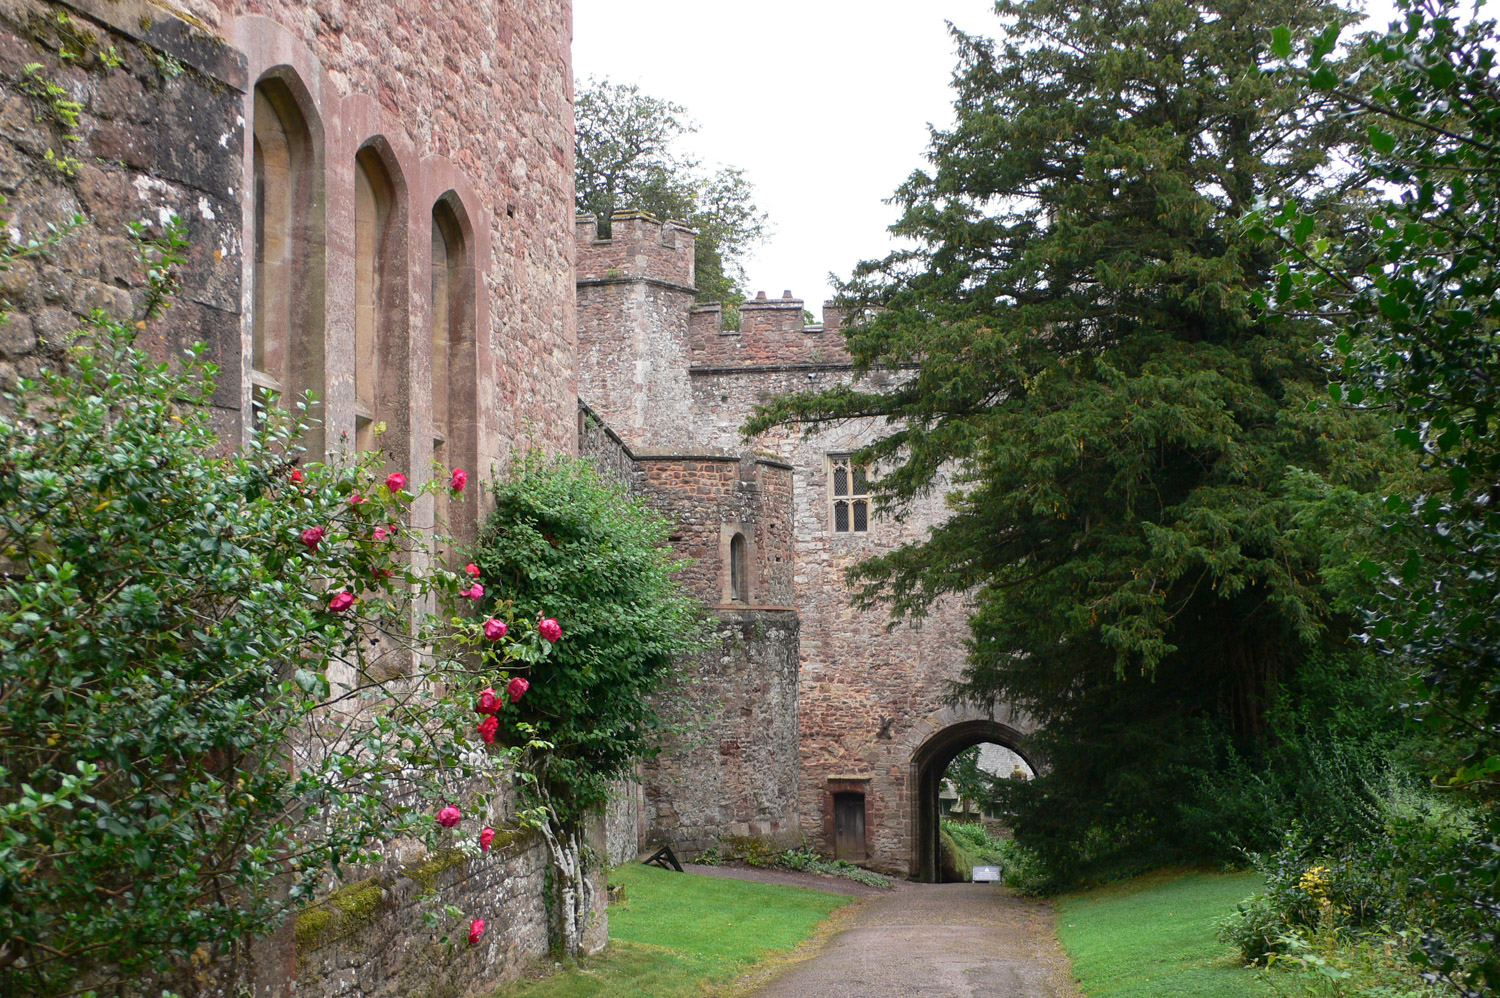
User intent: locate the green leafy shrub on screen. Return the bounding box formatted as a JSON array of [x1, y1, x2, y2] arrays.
[[1221, 780, 1493, 991], [0, 306, 547, 995], [469, 450, 704, 949]]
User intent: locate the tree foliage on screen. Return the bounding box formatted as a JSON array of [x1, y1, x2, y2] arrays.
[[747, 0, 1400, 882], [575, 77, 768, 312], [1253, 1, 1500, 989]]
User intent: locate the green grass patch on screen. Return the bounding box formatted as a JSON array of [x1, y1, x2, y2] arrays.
[[495, 864, 851, 997], [1057, 870, 1272, 998]]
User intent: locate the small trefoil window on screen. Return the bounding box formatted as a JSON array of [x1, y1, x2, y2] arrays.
[[830, 455, 871, 533]]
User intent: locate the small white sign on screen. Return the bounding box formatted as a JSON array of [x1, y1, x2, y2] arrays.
[[972, 865, 1001, 882]]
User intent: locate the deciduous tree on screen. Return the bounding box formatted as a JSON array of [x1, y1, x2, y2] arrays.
[[575, 77, 767, 313]]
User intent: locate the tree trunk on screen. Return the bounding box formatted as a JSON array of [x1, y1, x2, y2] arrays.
[[537, 820, 592, 957]]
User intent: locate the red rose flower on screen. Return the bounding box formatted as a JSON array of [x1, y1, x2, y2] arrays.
[[506, 676, 529, 703], [475, 687, 501, 715], [436, 805, 462, 828], [480, 826, 496, 851], [328, 591, 355, 612], [465, 562, 481, 577], [349, 493, 365, 506], [288, 468, 305, 485], [385, 472, 407, 494], [300, 525, 325, 551], [468, 918, 485, 946], [477, 715, 498, 744], [538, 617, 561, 643], [451, 467, 467, 493], [483, 618, 507, 641]]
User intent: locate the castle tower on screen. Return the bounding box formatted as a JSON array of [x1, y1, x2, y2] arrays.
[[575, 211, 699, 450]]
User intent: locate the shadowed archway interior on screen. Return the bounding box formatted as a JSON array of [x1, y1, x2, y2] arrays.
[[910, 718, 1038, 883]]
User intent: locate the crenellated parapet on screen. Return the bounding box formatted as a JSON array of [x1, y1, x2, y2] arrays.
[[576, 210, 697, 289], [690, 291, 853, 369]]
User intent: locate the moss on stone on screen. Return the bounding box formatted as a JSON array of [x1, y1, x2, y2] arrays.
[[294, 875, 387, 950], [404, 848, 467, 893]]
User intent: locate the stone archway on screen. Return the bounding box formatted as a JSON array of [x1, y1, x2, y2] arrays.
[[904, 706, 1039, 883]]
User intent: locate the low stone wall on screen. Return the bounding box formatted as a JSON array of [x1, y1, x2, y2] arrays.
[[296, 832, 548, 998], [297, 826, 607, 998]]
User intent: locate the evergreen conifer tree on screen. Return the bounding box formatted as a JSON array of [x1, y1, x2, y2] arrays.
[[748, 0, 1399, 880]]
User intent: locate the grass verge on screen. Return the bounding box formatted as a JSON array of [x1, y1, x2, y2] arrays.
[[1057, 870, 1273, 998], [493, 864, 852, 997]]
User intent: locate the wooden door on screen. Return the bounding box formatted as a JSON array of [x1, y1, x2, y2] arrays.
[[833, 792, 866, 862]]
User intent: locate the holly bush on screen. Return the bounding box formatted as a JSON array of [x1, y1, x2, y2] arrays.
[[0, 308, 551, 995]]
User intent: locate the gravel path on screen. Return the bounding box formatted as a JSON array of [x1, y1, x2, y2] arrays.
[[695, 869, 1079, 998]]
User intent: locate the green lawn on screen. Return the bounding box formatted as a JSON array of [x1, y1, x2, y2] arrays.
[[1056, 871, 1272, 998], [494, 864, 851, 997]]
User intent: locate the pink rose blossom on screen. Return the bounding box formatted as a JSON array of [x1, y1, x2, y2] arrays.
[[385, 472, 407, 494], [328, 591, 355, 613], [506, 676, 530, 703], [371, 567, 394, 582], [475, 687, 501, 715], [538, 617, 561, 643], [462, 583, 484, 601], [467, 918, 485, 946], [436, 805, 462, 828], [476, 715, 498, 744], [300, 525, 325, 551], [373, 526, 390, 542], [480, 826, 496, 851], [349, 493, 365, 506], [465, 562, 481, 577], [450, 467, 467, 493], [483, 618, 507, 641]]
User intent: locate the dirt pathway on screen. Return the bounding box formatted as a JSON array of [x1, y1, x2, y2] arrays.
[[694, 869, 1079, 998]]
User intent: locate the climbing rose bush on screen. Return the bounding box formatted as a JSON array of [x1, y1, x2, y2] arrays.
[[469, 448, 704, 953], [0, 314, 554, 996]]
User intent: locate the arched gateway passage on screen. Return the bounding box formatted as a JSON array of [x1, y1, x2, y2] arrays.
[[910, 719, 1037, 882]]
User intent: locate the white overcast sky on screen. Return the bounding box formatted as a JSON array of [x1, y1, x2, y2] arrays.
[[572, 0, 1420, 310]]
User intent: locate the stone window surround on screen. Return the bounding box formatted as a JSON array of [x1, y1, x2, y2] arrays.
[[827, 453, 872, 534], [228, 14, 491, 549], [718, 522, 754, 606]]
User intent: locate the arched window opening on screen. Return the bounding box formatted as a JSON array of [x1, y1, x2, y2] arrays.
[[729, 532, 748, 603], [353, 148, 395, 455], [430, 197, 476, 557], [251, 77, 324, 454]]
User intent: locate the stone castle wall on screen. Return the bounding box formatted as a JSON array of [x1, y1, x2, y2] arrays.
[[1, 0, 587, 993], [575, 212, 1035, 878], [689, 292, 851, 369], [639, 608, 801, 855], [576, 394, 804, 861], [0, 0, 245, 415]]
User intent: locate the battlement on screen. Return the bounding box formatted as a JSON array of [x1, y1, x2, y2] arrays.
[[576, 210, 697, 289], [690, 291, 852, 368]]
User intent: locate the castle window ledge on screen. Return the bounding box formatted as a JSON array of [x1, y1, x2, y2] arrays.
[[250, 369, 284, 395]]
